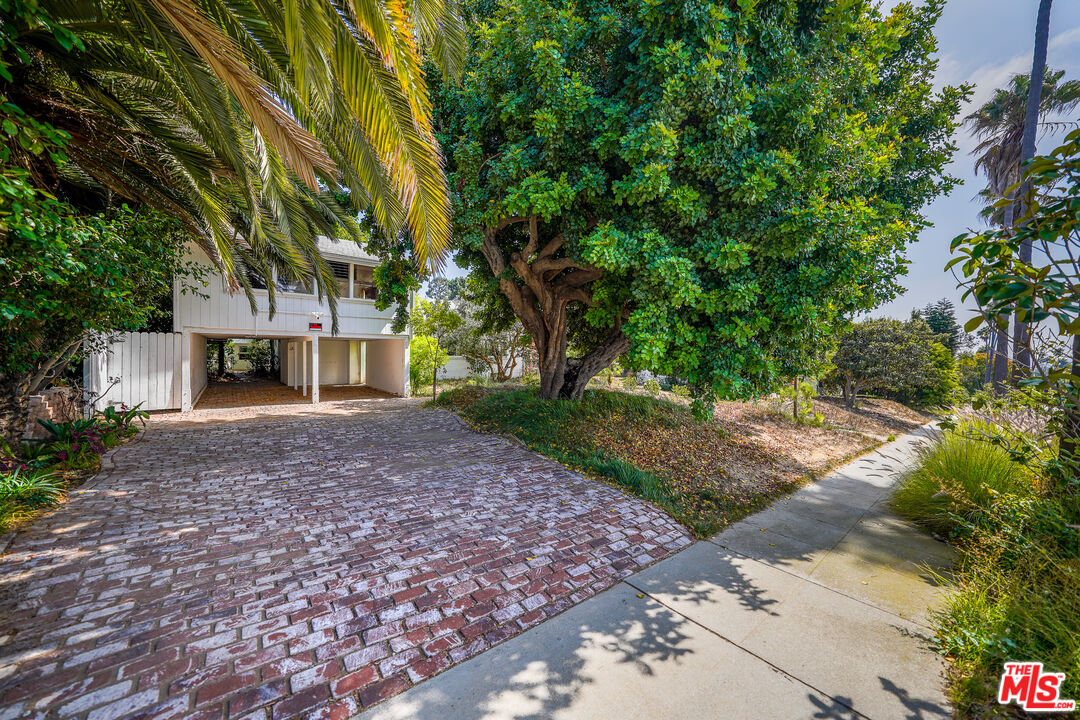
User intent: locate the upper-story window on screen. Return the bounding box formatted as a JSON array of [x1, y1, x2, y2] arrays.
[[276, 273, 313, 295], [246, 267, 268, 290], [329, 261, 351, 298], [353, 265, 379, 300]]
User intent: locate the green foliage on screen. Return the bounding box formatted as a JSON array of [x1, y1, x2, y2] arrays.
[[98, 403, 149, 432], [891, 424, 1036, 536], [916, 298, 963, 355], [206, 340, 237, 377], [776, 378, 823, 424], [437, 0, 966, 398], [890, 419, 1080, 714], [245, 340, 273, 375], [643, 378, 661, 396], [827, 318, 945, 406], [412, 299, 463, 342], [0, 467, 63, 530], [621, 375, 638, 392], [950, 129, 1080, 487], [956, 351, 987, 395], [894, 342, 961, 409], [410, 335, 449, 389], [670, 384, 691, 399]]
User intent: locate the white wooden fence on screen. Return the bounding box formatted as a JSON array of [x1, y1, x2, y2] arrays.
[[84, 332, 183, 412]]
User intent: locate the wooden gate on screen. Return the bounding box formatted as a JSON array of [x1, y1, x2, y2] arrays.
[[84, 332, 184, 411]]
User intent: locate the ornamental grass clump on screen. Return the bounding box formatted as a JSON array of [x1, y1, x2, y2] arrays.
[[891, 423, 1036, 536]]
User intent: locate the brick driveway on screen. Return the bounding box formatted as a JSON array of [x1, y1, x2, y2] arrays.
[[0, 398, 690, 719]]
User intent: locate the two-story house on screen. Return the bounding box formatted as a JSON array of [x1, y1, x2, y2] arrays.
[[84, 237, 410, 412]]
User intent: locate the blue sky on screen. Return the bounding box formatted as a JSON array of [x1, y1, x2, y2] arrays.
[[428, 0, 1080, 323], [875, 0, 1080, 323]]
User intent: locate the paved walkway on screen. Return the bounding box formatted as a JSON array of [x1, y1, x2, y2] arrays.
[[0, 400, 689, 720], [365, 429, 955, 720]]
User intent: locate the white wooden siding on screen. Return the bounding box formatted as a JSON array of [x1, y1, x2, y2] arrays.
[[175, 244, 407, 338], [84, 332, 183, 411]]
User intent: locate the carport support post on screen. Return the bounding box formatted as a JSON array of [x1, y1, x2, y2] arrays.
[[217, 341, 225, 377], [181, 330, 192, 412], [311, 336, 319, 403], [301, 340, 307, 397]]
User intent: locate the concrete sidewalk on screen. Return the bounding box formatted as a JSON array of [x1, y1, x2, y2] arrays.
[[361, 428, 956, 720]]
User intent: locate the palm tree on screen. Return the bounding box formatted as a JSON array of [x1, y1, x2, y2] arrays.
[[1014, 0, 1056, 376], [2, 0, 463, 310], [965, 64, 1080, 388], [966, 69, 1080, 226]]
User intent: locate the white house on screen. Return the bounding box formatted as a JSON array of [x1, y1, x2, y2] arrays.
[[84, 237, 410, 412]]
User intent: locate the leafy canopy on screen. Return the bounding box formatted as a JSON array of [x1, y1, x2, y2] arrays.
[[828, 318, 943, 397], [437, 0, 966, 399]]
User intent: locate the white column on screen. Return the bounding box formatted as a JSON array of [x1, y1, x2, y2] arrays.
[[301, 340, 308, 396], [402, 338, 410, 397], [311, 336, 320, 403], [180, 330, 192, 412], [360, 341, 367, 384], [289, 342, 296, 389]]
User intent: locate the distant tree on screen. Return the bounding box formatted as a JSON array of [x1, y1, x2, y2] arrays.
[[894, 342, 960, 408], [409, 336, 449, 392], [827, 318, 940, 408], [916, 299, 963, 355], [955, 351, 987, 395], [412, 300, 463, 398]]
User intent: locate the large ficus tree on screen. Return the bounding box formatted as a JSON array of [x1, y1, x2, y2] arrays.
[[435, 0, 965, 404]]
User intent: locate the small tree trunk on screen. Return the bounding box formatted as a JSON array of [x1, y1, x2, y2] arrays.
[[844, 378, 858, 409], [432, 339, 439, 400], [0, 373, 31, 449], [991, 324, 1010, 394], [792, 377, 798, 421]]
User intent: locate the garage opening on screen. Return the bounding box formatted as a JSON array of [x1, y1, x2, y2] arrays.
[[195, 336, 406, 410]]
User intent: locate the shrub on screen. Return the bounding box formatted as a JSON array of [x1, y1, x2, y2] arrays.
[[935, 494, 1080, 714], [891, 424, 1035, 535], [0, 468, 64, 531], [643, 379, 661, 395], [670, 384, 691, 398], [621, 375, 637, 391], [409, 335, 448, 389], [0, 468, 63, 509]]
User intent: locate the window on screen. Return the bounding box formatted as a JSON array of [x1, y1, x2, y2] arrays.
[[245, 266, 268, 290], [329, 261, 351, 298], [353, 264, 379, 300], [276, 273, 313, 295]]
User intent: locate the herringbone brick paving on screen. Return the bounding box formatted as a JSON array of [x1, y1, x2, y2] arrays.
[[0, 397, 690, 719]]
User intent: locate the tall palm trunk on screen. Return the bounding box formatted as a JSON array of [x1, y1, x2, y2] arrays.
[[1012, 0, 1054, 379]]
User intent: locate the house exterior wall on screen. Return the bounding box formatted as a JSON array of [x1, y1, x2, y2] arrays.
[[174, 242, 407, 341], [365, 339, 408, 396]]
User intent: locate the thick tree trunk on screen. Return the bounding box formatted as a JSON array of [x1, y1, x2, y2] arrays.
[[480, 216, 625, 400], [844, 378, 858, 409], [1012, 0, 1053, 381], [0, 373, 32, 449]]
